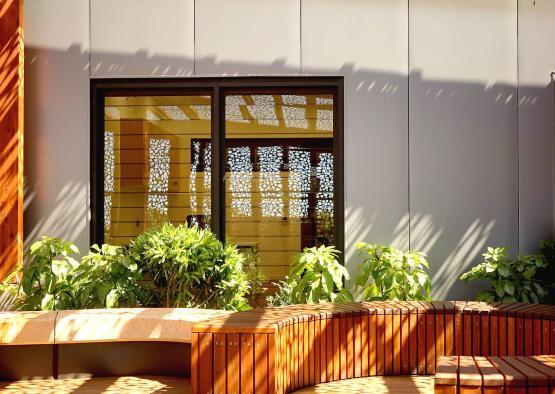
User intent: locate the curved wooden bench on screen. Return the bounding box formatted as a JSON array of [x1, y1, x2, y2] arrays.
[[191, 301, 555, 394], [435, 355, 555, 394], [0, 308, 230, 380]]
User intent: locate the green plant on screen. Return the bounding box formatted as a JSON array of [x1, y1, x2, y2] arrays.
[[17, 236, 80, 311], [266, 277, 295, 307], [286, 245, 353, 304], [356, 243, 431, 301], [240, 247, 264, 298], [539, 236, 555, 304], [129, 223, 250, 311], [73, 244, 144, 308], [460, 246, 548, 303]]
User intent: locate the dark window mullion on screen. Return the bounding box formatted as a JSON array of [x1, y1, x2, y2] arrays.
[[211, 85, 226, 241], [91, 86, 105, 246]]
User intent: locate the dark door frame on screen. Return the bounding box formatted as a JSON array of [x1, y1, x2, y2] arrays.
[[90, 76, 345, 262]]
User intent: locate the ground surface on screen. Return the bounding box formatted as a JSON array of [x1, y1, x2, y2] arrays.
[[0, 375, 434, 393]]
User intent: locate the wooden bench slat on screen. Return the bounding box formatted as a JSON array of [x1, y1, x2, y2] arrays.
[[501, 356, 549, 386], [474, 356, 504, 386], [517, 356, 555, 384], [458, 356, 482, 386], [435, 356, 458, 385], [487, 356, 527, 387]]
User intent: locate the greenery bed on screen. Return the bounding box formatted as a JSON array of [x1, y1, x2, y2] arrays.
[[1, 223, 552, 311]]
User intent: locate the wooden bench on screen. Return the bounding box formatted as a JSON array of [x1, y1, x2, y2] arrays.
[[1, 302, 554, 392], [435, 355, 555, 394], [0, 308, 230, 380], [191, 301, 555, 394]]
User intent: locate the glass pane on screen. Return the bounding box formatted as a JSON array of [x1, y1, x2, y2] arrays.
[[103, 95, 212, 244], [224, 93, 335, 281]]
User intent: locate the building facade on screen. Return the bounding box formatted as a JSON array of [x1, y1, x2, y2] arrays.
[[23, 0, 555, 299]]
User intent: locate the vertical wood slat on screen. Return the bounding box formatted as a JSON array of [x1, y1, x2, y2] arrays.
[[354, 313, 362, 378], [199, 333, 213, 394], [393, 308, 401, 375], [433, 302, 445, 362], [240, 334, 254, 394], [444, 302, 455, 357], [384, 309, 393, 375], [308, 318, 315, 386], [346, 312, 354, 379], [471, 308, 481, 356], [377, 309, 385, 375], [192, 332, 199, 394], [214, 333, 227, 394], [293, 318, 299, 390], [541, 319, 549, 355], [515, 312, 525, 356], [400, 307, 409, 374], [361, 311, 369, 377], [268, 333, 275, 394], [227, 333, 240, 394], [314, 316, 321, 385], [454, 303, 464, 356], [339, 313, 347, 380], [0, 0, 24, 281], [332, 315, 340, 381], [499, 308, 508, 356], [320, 315, 328, 383], [369, 310, 377, 376], [303, 318, 309, 386], [481, 309, 490, 356], [463, 305, 473, 356], [409, 307, 418, 374], [425, 305, 436, 374], [298, 317, 304, 387], [326, 315, 334, 382], [490, 310, 499, 356], [417, 306, 426, 374]]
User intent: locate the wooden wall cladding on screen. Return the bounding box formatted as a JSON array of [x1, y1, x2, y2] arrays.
[[0, 0, 23, 280], [191, 301, 555, 394]]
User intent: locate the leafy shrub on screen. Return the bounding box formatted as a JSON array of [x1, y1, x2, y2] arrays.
[[240, 247, 264, 298], [356, 243, 431, 301], [129, 223, 250, 311], [460, 246, 548, 303], [539, 237, 555, 304], [73, 244, 144, 308], [17, 236, 80, 311], [280, 245, 353, 304], [266, 277, 295, 307]]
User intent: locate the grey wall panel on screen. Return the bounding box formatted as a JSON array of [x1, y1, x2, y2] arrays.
[[195, 0, 301, 74], [91, 0, 194, 77], [409, 0, 518, 299], [24, 0, 90, 252], [517, 0, 555, 253], [301, 0, 409, 279]]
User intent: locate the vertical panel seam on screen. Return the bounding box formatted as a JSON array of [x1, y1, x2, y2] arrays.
[[516, 0, 520, 254], [407, 0, 411, 251], [193, 0, 196, 75], [299, 0, 303, 73], [88, 0, 92, 77]]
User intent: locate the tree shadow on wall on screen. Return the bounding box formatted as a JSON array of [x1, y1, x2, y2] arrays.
[[24, 44, 554, 300]]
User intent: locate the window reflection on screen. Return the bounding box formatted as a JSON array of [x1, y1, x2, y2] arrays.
[[225, 93, 336, 281], [103, 95, 211, 244], [102, 92, 336, 283]]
